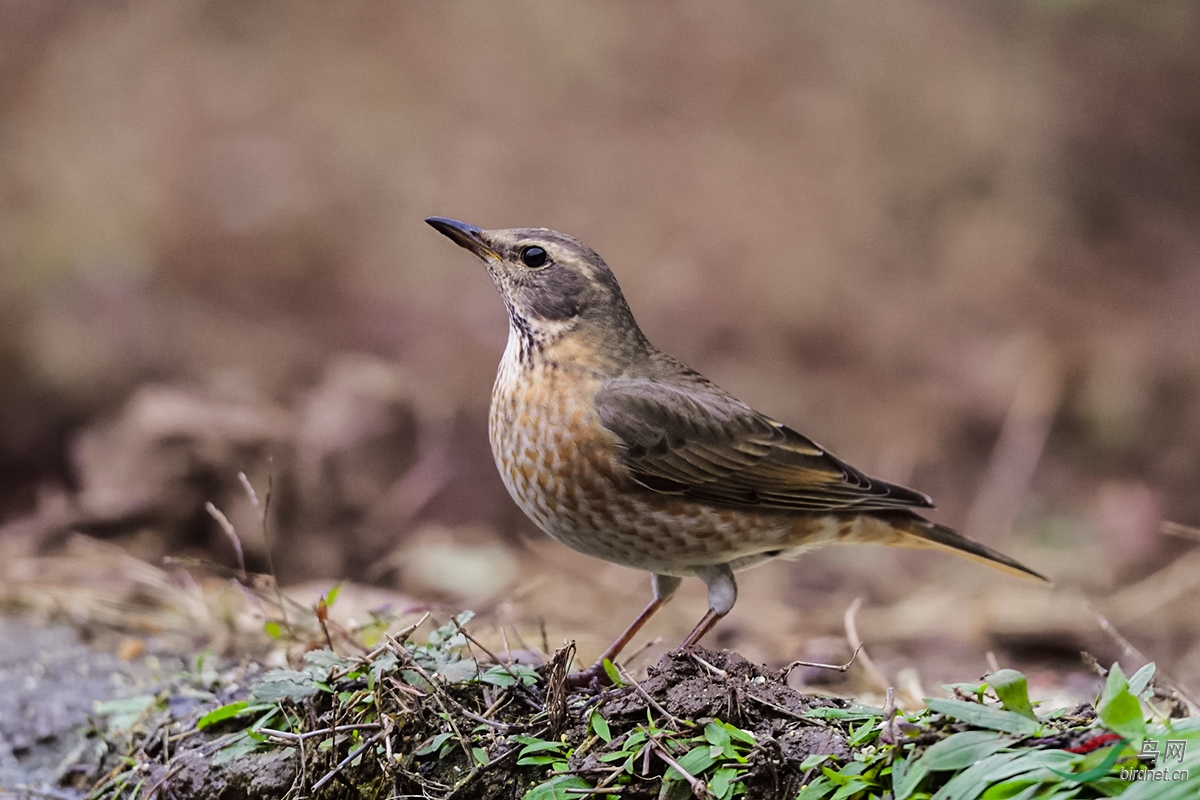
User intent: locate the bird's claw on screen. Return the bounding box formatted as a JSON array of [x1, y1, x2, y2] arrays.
[[565, 662, 613, 690]]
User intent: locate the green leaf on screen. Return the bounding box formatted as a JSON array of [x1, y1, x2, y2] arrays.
[[896, 732, 1014, 800], [590, 709, 612, 742], [518, 739, 567, 756], [94, 695, 157, 730], [710, 766, 739, 800], [830, 779, 871, 800], [524, 775, 591, 800], [513, 663, 541, 685], [665, 745, 718, 782], [212, 732, 261, 766], [820, 765, 853, 786], [1097, 662, 1146, 744], [368, 651, 398, 692], [986, 670, 1038, 721], [516, 737, 570, 766], [602, 658, 623, 686], [802, 705, 885, 722], [415, 732, 454, 756], [921, 731, 1014, 771], [848, 720, 879, 746], [797, 774, 835, 799], [1128, 662, 1156, 698], [944, 682, 989, 700], [436, 658, 480, 683], [481, 663, 539, 687], [1088, 777, 1134, 797], [930, 750, 1080, 800], [511, 734, 546, 745], [722, 722, 756, 746], [472, 746, 489, 766], [801, 753, 831, 771], [980, 782, 1042, 800], [834, 760, 867, 778], [705, 720, 731, 749], [482, 666, 517, 687], [263, 620, 283, 638], [1049, 741, 1128, 784], [891, 754, 914, 799], [325, 582, 342, 607], [924, 698, 1041, 735], [250, 669, 321, 703], [400, 668, 433, 692], [196, 701, 274, 730], [303, 648, 350, 672]]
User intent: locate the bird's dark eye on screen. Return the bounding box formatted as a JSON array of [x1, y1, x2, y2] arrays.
[[520, 246, 548, 269]]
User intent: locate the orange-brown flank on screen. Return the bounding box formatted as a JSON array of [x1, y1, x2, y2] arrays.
[[488, 336, 850, 578]]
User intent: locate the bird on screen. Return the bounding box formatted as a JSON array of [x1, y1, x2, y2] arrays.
[[426, 216, 1048, 684]]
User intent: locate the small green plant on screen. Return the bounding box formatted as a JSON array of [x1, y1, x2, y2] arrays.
[[76, 612, 1199, 800]]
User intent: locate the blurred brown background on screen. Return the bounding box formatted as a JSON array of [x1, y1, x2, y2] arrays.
[[2, 0, 1199, 698]]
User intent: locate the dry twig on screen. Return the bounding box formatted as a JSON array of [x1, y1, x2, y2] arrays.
[[652, 739, 709, 798], [689, 652, 728, 678], [311, 729, 387, 792], [1088, 603, 1200, 711], [203, 502, 246, 581], [782, 643, 863, 678], [843, 598, 888, 693], [385, 634, 475, 764], [616, 664, 683, 728], [452, 616, 544, 710], [546, 641, 575, 736]]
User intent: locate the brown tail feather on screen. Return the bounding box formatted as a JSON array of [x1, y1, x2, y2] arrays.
[[888, 513, 1050, 583]]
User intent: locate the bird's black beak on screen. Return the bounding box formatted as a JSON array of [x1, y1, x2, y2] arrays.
[[425, 217, 498, 260]]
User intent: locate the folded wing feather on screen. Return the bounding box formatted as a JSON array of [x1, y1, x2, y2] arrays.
[[595, 372, 935, 513]]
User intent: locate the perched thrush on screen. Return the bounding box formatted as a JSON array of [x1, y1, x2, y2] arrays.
[[427, 217, 1047, 681]]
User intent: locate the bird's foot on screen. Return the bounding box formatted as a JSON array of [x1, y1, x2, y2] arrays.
[[565, 661, 614, 690]]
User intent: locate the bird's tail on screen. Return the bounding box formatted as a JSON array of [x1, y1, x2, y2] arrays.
[[880, 512, 1050, 583]]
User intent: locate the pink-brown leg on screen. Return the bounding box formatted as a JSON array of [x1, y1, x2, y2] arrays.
[[678, 563, 737, 650], [568, 574, 681, 687], [679, 608, 722, 649]]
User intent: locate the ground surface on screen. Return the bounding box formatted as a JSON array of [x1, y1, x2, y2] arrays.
[[3, 609, 1196, 799], [0, 618, 177, 795]]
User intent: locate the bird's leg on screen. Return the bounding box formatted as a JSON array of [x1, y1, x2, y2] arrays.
[[567, 573, 681, 687], [679, 564, 737, 649], [595, 573, 682, 665]]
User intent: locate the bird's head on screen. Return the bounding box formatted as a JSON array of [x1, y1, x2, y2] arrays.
[[426, 217, 646, 355]]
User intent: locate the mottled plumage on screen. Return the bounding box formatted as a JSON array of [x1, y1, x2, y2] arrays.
[[427, 217, 1047, 682]]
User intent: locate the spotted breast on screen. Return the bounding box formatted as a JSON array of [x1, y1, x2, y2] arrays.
[[487, 327, 832, 576]]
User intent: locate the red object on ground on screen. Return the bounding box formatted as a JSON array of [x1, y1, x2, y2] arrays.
[[1064, 732, 1125, 754]]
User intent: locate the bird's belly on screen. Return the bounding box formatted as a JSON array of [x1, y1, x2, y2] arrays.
[[489, 365, 826, 575]]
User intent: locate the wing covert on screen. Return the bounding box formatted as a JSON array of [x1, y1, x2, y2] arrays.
[[594, 375, 933, 512]]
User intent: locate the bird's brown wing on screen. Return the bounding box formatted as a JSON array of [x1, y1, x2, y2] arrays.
[[594, 374, 934, 512]]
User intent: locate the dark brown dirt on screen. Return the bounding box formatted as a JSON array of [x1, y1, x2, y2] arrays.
[[580, 649, 851, 800], [49, 642, 858, 800]]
